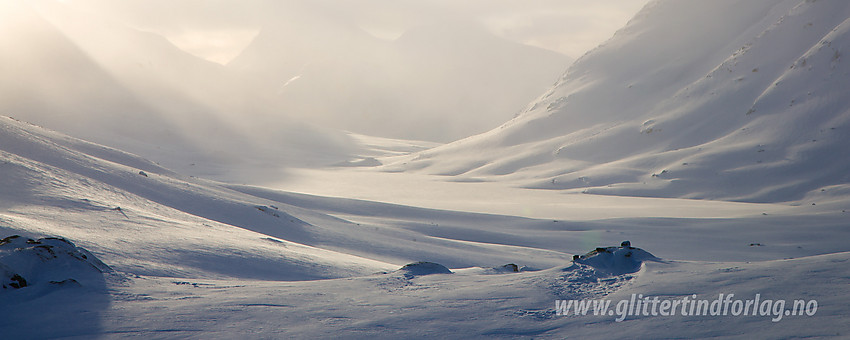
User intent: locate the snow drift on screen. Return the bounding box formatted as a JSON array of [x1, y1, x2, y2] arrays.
[[572, 241, 660, 275]]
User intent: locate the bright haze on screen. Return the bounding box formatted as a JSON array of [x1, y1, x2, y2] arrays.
[[1, 0, 647, 167], [3, 1, 850, 338], [64, 0, 648, 64]]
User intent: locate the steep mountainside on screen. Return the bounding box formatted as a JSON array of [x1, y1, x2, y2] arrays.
[[0, 1, 359, 180], [395, 0, 850, 203]]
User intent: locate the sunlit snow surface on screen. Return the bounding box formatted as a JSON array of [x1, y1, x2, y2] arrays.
[[395, 0, 850, 204], [3, 0, 850, 338], [1, 111, 849, 337]]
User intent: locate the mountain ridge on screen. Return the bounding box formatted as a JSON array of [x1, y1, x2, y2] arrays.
[[392, 0, 850, 203]]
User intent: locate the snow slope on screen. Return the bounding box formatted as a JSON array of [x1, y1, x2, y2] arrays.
[[3, 0, 850, 337], [10, 252, 850, 338], [0, 0, 360, 181], [2, 114, 850, 337], [393, 0, 850, 203], [0, 117, 394, 280], [1, 0, 573, 181]]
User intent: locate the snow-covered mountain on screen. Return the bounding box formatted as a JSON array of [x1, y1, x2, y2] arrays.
[[3, 0, 850, 337], [0, 1, 360, 181], [1, 0, 574, 181], [0, 2, 160, 144], [229, 15, 571, 142], [394, 0, 850, 203]]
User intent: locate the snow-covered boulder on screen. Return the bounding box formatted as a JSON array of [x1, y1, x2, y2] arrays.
[[396, 261, 453, 278], [0, 235, 111, 292], [494, 263, 519, 273], [572, 241, 659, 275]]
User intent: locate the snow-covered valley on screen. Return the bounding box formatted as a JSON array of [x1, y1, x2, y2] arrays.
[[2, 112, 849, 337], [2, 0, 850, 338]]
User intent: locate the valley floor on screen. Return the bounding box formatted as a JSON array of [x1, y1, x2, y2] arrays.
[[3, 167, 850, 338], [2, 117, 849, 338], [8, 249, 850, 338]]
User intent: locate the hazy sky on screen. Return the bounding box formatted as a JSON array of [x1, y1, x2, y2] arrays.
[[65, 0, 650, 64], [6, 0, 654, 159]]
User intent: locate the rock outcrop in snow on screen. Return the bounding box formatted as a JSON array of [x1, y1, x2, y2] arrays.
[[396, 262, 453, 278], [572, 241, 659, 275], [0, 235, 111, 292]]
